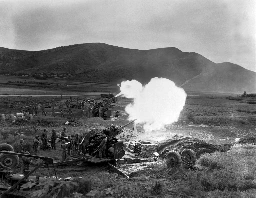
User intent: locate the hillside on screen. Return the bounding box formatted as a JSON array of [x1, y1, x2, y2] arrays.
[[0, 43, 255, 93]]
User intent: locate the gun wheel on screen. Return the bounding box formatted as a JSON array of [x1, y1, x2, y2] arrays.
[[166, 151, 181, 168], [0, 154, 19, 169], [180, 149, 196, 169]]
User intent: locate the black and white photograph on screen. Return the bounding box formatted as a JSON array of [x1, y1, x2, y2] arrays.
[[0, 0, 256, 197]]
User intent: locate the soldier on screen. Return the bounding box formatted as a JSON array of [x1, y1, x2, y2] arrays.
[[61, 143, 68, 161], [93, 137, 108, 158], [51, 129, 57, 150], [21, 151, 31, 175], [33, 135, 40, 154], [41, 129, 48, 150], [60, 108, 64, 117], [65, 100, 70, 108], [61, 127, 67, 138], [98, 105, 103, 118], [70, 135, 75, 155], [74, 134, 80, 151], [88, 104, 93, 118], [67, 135, 72, 155], [81, 99, 85, 109], [41, 104, 46, 116], [78, 135, 87, 155], [20, 138, 25, 153], [68, 108, 73, 118]]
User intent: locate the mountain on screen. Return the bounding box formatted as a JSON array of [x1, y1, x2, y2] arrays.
[[0, 43, 255, 93]]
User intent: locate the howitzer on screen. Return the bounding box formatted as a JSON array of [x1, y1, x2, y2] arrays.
[[81, 120, 137, 161]]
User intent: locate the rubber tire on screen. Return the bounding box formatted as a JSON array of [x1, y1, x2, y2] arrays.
[[0, 154, 19, 169], [166, 151, 182, 168], [180, 149, 196, 169], [0, 143, 14, 152], [0, 143, 19, 169]]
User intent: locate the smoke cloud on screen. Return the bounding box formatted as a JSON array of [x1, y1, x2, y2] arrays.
[[117, 77, 187, 131]]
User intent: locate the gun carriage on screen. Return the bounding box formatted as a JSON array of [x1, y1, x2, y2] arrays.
[[157, 136, 231, 169]]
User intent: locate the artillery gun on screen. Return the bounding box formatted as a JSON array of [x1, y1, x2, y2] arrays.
[[156, 135, 232, 169], [79, 120, 137, 162]]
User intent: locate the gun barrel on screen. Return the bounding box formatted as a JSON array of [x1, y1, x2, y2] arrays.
[[0, 151, 54, 164], [120, 119, 137, 129]]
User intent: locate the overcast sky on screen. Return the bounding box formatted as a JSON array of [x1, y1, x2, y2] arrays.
[[0, 0, 255, 71]]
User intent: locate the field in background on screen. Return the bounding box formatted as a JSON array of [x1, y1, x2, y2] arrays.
[[0, 74, 119, 94]]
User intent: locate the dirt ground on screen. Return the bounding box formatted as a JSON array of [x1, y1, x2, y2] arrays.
[[1, 93, 256, 197]]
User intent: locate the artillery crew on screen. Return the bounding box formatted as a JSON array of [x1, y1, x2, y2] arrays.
[[51, 129, 57, 150], [41, 129, 48, 150], [33, 135, 40, 154]]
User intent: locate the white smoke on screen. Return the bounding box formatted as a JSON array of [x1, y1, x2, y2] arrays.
[[117, 77, 187, 132]]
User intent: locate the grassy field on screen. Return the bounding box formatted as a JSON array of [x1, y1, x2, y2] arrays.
[[0, 93, 256, 197], [0, 74, 119, 94]]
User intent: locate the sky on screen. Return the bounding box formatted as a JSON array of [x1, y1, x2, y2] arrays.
[[0, 0, 255, 72]]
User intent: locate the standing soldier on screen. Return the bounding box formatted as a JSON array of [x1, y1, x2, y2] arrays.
[[74, 134, 80, 151], [68, 108, 73, 117], [61, 143, 67, 162], [99, 106, 103, 118], [20, 138, 25, 153], [33, 135, 40, 154], [61, 127, 67, 138], [67, 135, 72, 155], [41, 104, 46, 116], [41, 129, 48, 150], [60, 108, 64, 117], [83, 102, 89, 118], [70, 135, 75, 155], [51, 129, 57, 150], [65, 99, 70, 108], [88, 104, 93, 118]]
